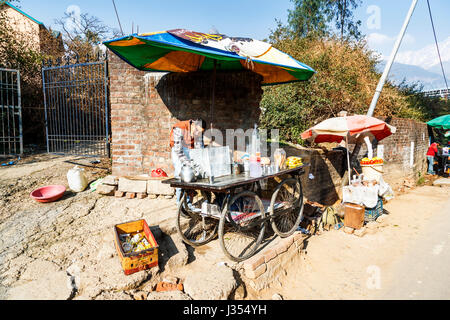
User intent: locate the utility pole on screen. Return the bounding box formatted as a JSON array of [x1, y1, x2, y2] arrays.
[[346, 0, 418, 183], [367, 0, 418, 117], [112, 0, 124, 36]]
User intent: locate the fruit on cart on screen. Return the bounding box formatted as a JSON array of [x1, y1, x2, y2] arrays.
[[285, 157, 304, 169], [360, 157, 384, 165]]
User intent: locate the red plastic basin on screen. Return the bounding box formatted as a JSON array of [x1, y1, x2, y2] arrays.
[[30, 185, 66, 203]]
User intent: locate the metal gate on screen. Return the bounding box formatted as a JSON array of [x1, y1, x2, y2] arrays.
[[42, 59, 110, 157], [0, 68, 22, 157]]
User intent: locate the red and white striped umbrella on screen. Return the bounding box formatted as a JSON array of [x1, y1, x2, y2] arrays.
[[301, 115, 396, 144], [302, 115, 396, 185]]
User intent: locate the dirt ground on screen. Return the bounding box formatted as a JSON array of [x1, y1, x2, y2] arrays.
[[1, 154, 449, 300], [248, 185, 450, 300], [0, 154, 178, 300], [0, 153, 249, 300]]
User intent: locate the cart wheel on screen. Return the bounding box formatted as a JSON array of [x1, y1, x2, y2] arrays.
[[219, 191, 266, 262], [176, 190, 218, 247], [270, 178, 304, 238]]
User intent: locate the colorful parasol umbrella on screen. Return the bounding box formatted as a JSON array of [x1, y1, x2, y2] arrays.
[[301, 115, 396, 144], [301, 115, 397, 184], [103, 29, 315, 86], [427, 114, 450, 130]]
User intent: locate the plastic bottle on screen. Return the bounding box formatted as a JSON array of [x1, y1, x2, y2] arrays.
[[251, 124, 261, 159], [249, 157, 262, 178]]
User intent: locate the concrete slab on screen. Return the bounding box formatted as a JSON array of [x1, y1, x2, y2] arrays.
[[118, 178, 147, 193], [433, 178, 450, 187], [147, 179, 175, 196]]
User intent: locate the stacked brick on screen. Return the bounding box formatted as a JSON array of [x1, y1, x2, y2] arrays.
[[96, 176, 175, 199], [96, 175, 119, 196], [241, 231, 306, 291]]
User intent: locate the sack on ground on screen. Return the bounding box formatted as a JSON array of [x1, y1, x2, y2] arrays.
[[67, 166, 88, 192]]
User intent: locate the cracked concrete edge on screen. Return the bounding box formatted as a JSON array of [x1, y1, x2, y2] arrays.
[[241, 241, 305, 292], [243, 231, 305, 276]]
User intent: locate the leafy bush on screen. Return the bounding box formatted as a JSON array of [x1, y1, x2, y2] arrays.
[[260, 36, 442, 144]]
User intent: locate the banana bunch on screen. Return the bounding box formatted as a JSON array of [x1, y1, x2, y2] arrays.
[[285, 157, 303, 169]]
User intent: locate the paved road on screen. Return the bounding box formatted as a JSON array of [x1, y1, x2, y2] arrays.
[[378, 193, 450, 300]]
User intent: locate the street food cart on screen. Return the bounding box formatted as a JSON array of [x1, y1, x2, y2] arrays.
[[104, 29, 316, 262], [163, 164, 309, 262]]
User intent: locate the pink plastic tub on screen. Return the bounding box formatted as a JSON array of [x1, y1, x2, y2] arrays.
[[30, 185, 66, 203]]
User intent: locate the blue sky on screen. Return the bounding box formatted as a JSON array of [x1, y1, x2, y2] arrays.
[[12, 0, 450, 83], [14, 0, 293, 40], [13, 0, 449, 49]]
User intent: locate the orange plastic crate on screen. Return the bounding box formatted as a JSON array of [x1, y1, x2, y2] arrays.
[[114, 219, 159, 276]]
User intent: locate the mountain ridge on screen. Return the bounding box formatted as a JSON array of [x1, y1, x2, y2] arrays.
[[377, 61, 449, 91]]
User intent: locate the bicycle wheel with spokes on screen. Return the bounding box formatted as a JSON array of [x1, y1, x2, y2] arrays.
[[219, 191, 266, 262], [270, 178, 304, 238], [176, 190, 218, 247]]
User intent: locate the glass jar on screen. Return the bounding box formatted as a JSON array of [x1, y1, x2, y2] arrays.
[[249, 161, 262, 178]]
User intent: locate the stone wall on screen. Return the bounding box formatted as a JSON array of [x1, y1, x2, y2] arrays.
[[108, 52, 263, 177]]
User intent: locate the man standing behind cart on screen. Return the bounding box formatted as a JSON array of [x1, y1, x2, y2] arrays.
[[170, 119, 207, 206]]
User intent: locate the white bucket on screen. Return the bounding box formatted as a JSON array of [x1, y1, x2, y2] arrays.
[[361, 164, 383, 183], [67, 166, 88, 192]]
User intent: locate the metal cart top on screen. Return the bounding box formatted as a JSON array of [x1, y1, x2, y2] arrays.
[[162, 164, 310, 193]]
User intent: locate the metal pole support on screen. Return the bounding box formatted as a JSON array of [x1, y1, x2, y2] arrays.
[[367, 0, 418, 117]]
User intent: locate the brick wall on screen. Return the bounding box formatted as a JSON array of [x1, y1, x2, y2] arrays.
[[108, 52, 263, 177], [282, 147, 346, 205], [364, 117, 429, 187]]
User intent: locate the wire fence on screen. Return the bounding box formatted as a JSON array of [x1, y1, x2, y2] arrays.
[[42, 60, 110, 157], [0, 68, 23, 158]]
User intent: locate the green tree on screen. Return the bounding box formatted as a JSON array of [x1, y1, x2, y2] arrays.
[[54, 12, 120, 61], [262, 0, 444, 147], [287, 0, 333, 38], [268, 19, 291, 44], [330, 0, 362, 40], [285, 0, 362, 40], [260, 37, 430, 145], [397, 81, 450, 120]]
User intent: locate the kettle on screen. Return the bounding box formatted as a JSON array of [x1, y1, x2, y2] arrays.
[[180, 163, 197, 183]]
